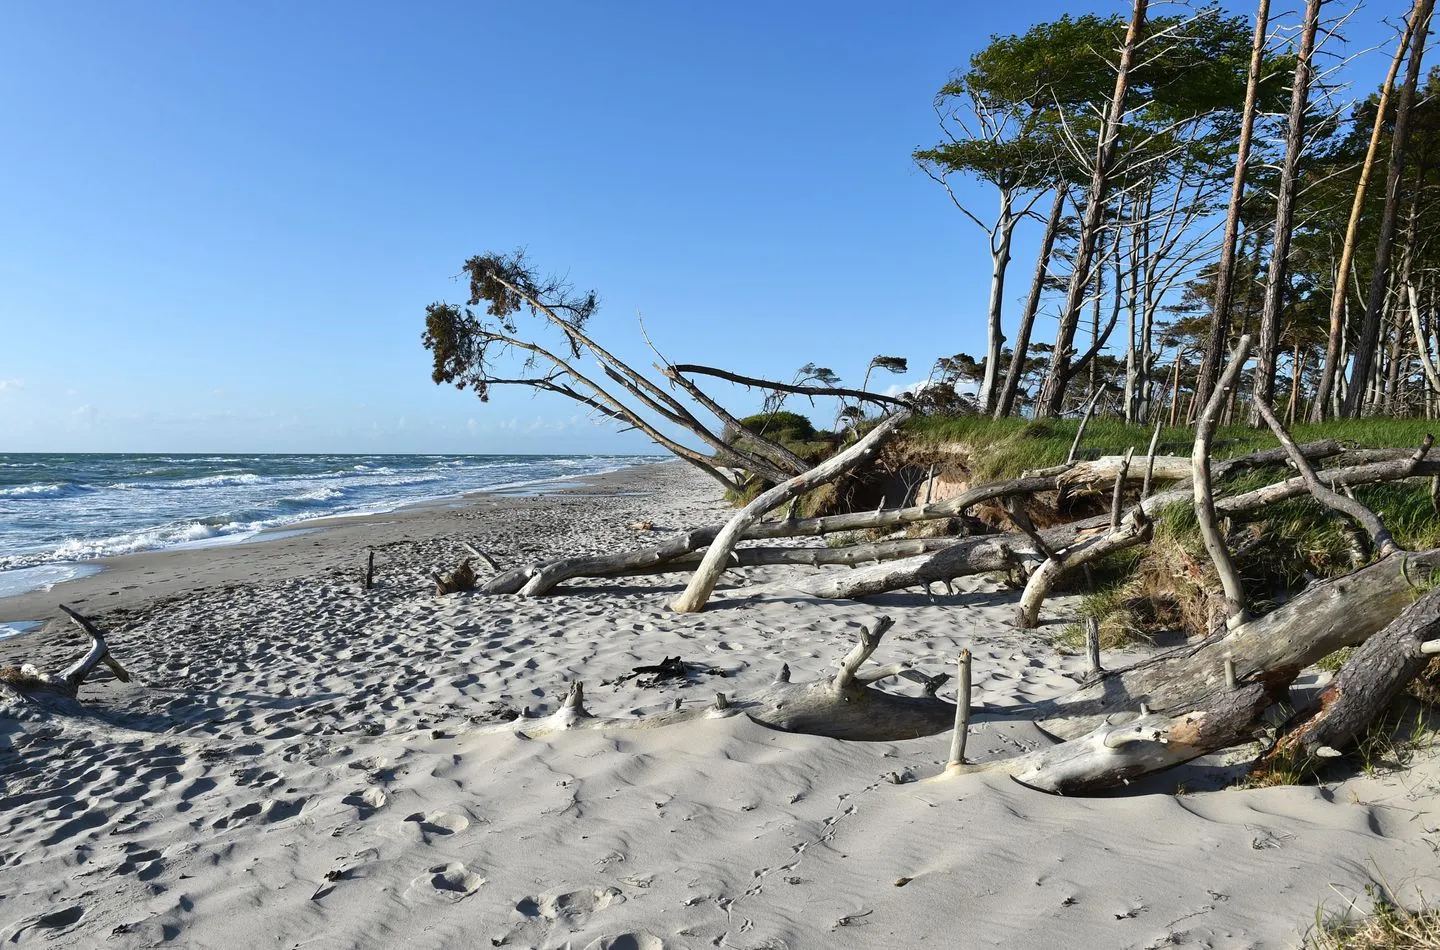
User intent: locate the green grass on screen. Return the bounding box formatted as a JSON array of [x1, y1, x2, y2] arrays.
[[903, 415, 1439, 484]]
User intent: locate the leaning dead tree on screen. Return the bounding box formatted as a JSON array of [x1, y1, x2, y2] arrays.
[[0, 606, 131, 701], [424, 251, 821, 493]]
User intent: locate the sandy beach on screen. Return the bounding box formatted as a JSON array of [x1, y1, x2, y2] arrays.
[[3, 460, 1438, 949]]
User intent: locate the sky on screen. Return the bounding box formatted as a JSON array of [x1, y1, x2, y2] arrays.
[[0, 0, 1417, 454]]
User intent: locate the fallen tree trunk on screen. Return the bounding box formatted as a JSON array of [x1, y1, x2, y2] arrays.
[[601, 537, 969, 577], [1033, 549, 1440, 738], [1058, 455, 1192, 490], [1016, 507, 1153, 628], [0, 606, 132, 700], [941, 680, 1278, 794], [480, 441, 1436, 600], [670, 410, 912, 612], [759, 533, 1038, 600], [1259, 583, 1440, 772]]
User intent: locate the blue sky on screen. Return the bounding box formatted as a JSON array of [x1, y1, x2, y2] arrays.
[[0, 0, 1413, 453]]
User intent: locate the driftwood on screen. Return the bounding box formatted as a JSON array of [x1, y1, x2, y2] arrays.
[[1193, 335, 1251, 629], [433, 559, 477, 595], [1034, 549, 1440, 738], [0, 606, 131, 700], [941, 680, 1278, 794], [1253, 396, 1423, 559], [479, 440, 1358, 600], [1059, 454, 1191, 490], [670, 410, 912, 613], [1261, 583, 1440, 771], [1016, 507, 1152, 629], [469, 610, 1298, 795]]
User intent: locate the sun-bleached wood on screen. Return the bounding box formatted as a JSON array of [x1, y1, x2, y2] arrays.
[[1193, 334, 1251, 629], [0, 606, 132, 700], [670, 410, 911, 613]]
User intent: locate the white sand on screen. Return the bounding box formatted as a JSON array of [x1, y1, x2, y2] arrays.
[[2, 461, 1437, 949]]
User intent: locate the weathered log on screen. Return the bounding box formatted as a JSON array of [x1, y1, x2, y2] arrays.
[[604, 538, 968, 578], [362, 550, 375, 591], [1261, 583, 1440, 770], [0, 606, 131, 699], [941, 681, 1276, 794], [1016, 507, 1153, 629], [1252, 395, 1419, 558], [1034, 549, 1440, 738], [1060, 454, 1190, 490], [670, 410, 912, 613], [1194, 335, 1251, 629], [433, 559, 477, 595], [760, 532, 1038, 600], [462, 542, 502, 573], [481, 441, 1432, 600]]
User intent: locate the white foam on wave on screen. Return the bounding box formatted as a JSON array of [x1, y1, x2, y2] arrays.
[[0, 482, 75, 498], [287, 485, 344, 503], [0, 563, 103, 599]]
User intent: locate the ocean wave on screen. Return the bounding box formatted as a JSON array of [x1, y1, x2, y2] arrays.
[[0, 482, 87, 499], [285, 486, 345, 503], [113, 472, 266, 490], [0, 454, 658, 570]]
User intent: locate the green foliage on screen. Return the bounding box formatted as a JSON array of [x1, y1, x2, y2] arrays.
[[736, 411, 817, 443], [421, 249, 599, 400]]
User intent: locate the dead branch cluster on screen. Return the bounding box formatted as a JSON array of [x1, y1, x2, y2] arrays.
[[427, 341, 1440, 794]]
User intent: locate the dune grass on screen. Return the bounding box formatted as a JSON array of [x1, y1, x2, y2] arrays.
[[904, 415, 1438, 483]]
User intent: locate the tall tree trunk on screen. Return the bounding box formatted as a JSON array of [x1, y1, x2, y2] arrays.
[[1195, 0, 1271, 408], [1311, 13, 1416, 421], [1251, 0, 1322, 422], [1343, 0, 1436, 417], [1034, 0, 1147, 417], [995, 186, 1067, 418], [978, 190, 1017, 414]]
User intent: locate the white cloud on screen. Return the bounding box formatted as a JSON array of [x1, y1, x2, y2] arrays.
[[0, 379, 22, 392]]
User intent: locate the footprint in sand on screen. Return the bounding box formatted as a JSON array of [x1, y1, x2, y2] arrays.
[[212, 796, 310, 830], [497, 888, 628, 946], [342, 786, 388, 817], [428, 861, 486, 899], [583, 934, 664, 950], [403, 811, 469, 842], [514, 887, 626, 920], [0, 905, 85, 943]]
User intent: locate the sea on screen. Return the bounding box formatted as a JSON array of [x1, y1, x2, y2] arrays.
[[0, 452, 663, 632]]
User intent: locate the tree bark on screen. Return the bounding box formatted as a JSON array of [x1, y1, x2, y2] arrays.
[[1343, 0, 1436, 417], [996, 187, 1067, 418], [1195, 0, 1271, 408], [1251, 0, 1320, 417], [1262, 584, 1440, 769], [1035, 550, 1440, 738], [1035, 0, 1147, 417], [1311, 15, 1415, 420], [670, 411, 912, 612]]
